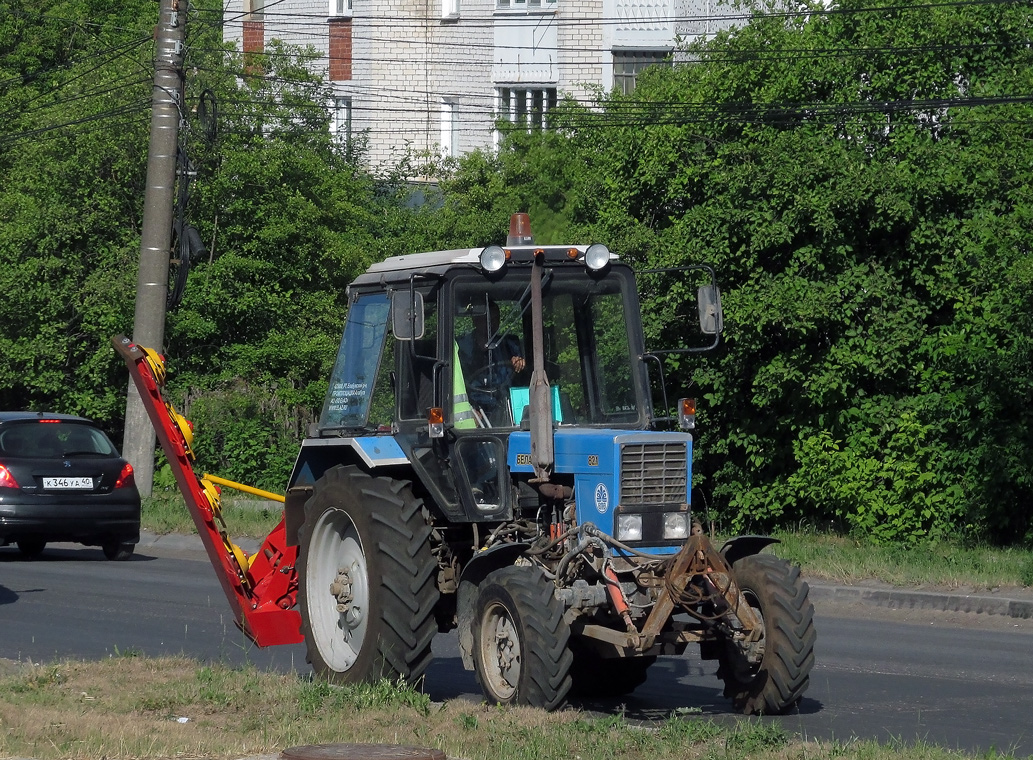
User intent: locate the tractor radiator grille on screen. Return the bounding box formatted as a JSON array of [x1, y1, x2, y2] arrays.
[[619, 442, 688, 505]]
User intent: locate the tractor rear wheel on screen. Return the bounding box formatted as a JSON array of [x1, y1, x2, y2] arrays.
[[717, 553, 816, 715], [298, 465, 438, 686], [472, 565, 573, 709]]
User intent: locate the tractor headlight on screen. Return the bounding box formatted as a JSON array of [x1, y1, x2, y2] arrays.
[[584, 243, 610, 271], [617, 514, 643, 542], [663, 512, 689, 540], [479, 245, 508, 272]]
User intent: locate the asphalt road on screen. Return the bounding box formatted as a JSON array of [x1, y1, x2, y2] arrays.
[[2, 540, 1032, 757]]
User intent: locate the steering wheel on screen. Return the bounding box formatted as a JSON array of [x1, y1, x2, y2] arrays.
[[467, 359, 518, 397]]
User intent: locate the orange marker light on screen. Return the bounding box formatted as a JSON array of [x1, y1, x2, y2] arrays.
[[428, 407, 445, 439], [507, 213, 534, 246], [678, 398, 696, 431]]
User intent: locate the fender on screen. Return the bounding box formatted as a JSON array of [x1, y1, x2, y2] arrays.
[[455, 542, 531, 670], [284, 436, 411, 546], [719, 535, 780, 566]]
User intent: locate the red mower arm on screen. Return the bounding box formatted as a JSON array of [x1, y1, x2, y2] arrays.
[[112, 335, 302, 646]]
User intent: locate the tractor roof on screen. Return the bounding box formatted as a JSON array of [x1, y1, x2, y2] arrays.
[[351, 245, 617, 288]]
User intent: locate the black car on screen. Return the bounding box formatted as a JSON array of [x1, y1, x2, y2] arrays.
[[0, 412, 141, 560]]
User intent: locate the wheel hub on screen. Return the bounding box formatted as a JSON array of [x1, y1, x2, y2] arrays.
[[330, 565, 364, 627], [495, 619, 520, 681], [479, 603, 520, 698]]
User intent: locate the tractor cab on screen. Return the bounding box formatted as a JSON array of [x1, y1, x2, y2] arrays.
[[305, 215, 700, 531]]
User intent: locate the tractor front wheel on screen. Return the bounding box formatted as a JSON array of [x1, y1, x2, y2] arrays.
[[717, 553, 816, 715], [472, 565, 573, 710]]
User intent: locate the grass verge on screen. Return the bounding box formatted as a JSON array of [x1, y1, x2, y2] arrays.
[[0, 656, 1015, 760], [144, 491, 283, 539], [774, 530, 1033, 591]]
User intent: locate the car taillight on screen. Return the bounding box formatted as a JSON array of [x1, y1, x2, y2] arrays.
[[115, 462, 135, 489], [0, 464, 19, 489]]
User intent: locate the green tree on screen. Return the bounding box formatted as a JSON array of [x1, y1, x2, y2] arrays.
[[0, 3, 433, 490], [160, 26, 437, 489], [0, 1, 154, 421], [581, 0, 1033, 544]]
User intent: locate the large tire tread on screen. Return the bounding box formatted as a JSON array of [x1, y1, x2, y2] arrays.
[[298, 465, 438, 687], [474, 565, 573, 710], [718, 553, 816, 715]]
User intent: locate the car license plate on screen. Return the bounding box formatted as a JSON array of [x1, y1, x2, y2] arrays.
[[43, 477, 94, 490]]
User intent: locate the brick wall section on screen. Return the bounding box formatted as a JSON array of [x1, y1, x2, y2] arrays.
[[329, 19, 353, 81], [357, 0, 494, 165], [559, 0, 604, 103], [242, 20, 264, 53]]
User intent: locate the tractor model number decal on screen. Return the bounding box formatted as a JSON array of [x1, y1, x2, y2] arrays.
[[594, 483, 609, 514], [588, 455, 599, 467]]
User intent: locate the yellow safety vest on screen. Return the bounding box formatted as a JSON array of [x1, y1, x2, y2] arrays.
[[453, 342, 477, 429]]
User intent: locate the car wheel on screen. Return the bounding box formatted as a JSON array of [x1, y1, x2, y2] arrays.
[[102, 542, 135, 561], [16, 539, 46, 558]]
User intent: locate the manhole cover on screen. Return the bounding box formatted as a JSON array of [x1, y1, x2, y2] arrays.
[[281, 744, 446, 760]]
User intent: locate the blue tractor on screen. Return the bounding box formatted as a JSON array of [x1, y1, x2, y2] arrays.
[[282, 214, 816, 714]]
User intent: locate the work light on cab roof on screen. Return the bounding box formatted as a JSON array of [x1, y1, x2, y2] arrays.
[[480, 213, 612, 273]]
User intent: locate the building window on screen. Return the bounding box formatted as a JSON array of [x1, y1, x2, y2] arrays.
[[441, 99, 459, 157], [329, 0, 352, 17], [333, 96, 352, 143], [496, 0, 557, 10], [613, 50, 671, 95], [442, 0, 459, 18], [497, 87, 557, 129]]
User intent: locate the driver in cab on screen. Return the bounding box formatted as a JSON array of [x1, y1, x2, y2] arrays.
[[455, 297, 526, 426]]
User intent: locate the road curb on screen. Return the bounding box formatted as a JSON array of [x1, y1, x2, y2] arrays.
[[808, 582, 1033, 620]]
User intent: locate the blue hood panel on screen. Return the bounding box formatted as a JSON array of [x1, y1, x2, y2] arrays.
[[507, 429, 693, 555]]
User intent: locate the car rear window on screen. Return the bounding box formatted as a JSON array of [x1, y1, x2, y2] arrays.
[[0, 421, 119, 458]]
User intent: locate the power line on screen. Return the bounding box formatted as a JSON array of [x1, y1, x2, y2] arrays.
[[0, 100, 152, 148], [3, 73, 153, 125], [185, 33, 1032, 68], [5, 0, 1030, 151], [0, 37, 152, 120], [200, 58, 1033, 115], [200, 0, 1029, 28]]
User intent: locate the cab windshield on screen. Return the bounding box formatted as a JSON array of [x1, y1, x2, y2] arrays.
[[452, 267, 644, 428], [320, 292, 391, 430]]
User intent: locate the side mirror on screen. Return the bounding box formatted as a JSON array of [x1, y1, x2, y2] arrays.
[[698, 285, 723, 335], [391, 291, 424, 340]]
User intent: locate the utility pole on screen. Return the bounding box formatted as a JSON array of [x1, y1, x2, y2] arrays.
[[123, 0, 186, 497]]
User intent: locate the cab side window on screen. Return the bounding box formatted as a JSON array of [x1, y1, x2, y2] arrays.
[[398, 299, 439, 420]]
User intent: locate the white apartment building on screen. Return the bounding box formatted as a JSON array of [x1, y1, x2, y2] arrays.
[[224, 0, 739, 166]]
